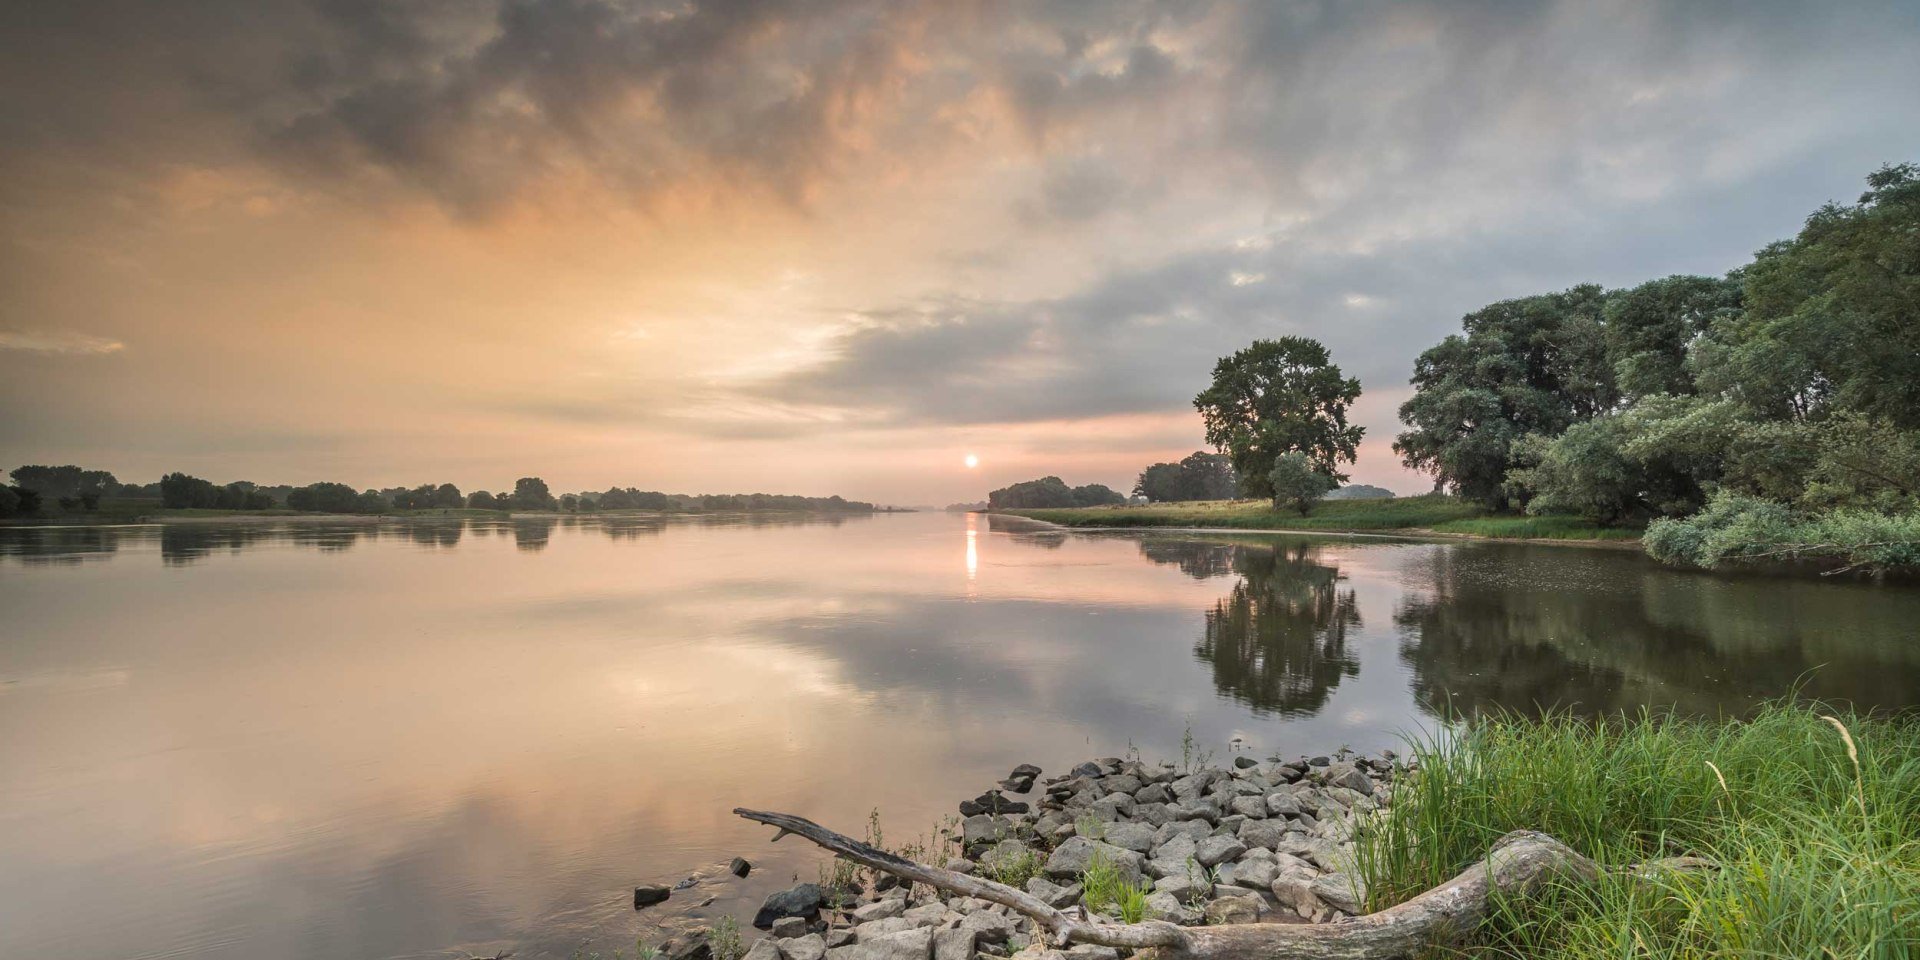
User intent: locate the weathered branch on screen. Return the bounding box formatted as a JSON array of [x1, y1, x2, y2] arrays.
[[734, 808, 1712, 960]]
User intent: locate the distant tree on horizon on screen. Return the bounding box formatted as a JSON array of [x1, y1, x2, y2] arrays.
[[1194, 337, 1363, 501]]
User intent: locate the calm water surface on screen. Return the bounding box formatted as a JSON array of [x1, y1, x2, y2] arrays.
[[3, 512, 1917, 960]]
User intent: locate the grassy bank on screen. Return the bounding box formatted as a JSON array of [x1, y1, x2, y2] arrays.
[[1357, 704, 1919, 958], [998, 495, 1637, 541]]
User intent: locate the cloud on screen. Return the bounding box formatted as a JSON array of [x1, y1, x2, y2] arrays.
[[0, 331, 125, 356]]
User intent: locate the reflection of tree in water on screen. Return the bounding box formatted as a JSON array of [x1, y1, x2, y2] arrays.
[[513, 518, 557, 551], [1392, 546, 1920, 719], [0, 526, 122, 565], [1194, 543, 1361, 717], [985, 513, 1066, 549], [161, 525, 280, 565], [600, 518, 666, 540], [404, 522, 463, 548], [1136, 539, 1238, 579]]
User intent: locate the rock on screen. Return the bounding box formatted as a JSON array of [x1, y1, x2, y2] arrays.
[[676, 876, 702, 890], [1132, 802, 1172, 827], [1142, 858, 1187, 880], [1227, 795, 1267, 819], [1025, 877, 1083, 909], [934, 927, 977, 960], [961, 815, 1014, 849], [1235, 817, 1289, 851], [1229, 857, 1279, 889], [1203, 895, 1263, 925], [664, 932, 713, 960], [1011, 763, 1043, 779], [903, 903, 947, 927], [1101, 821, 1155, 853], [1154, 819, 1211, 847], [981, 839, 1037, 877], [1264, 791, 1303, 818], [746, 940, 784, 960], [835, 927, 934, 960], [1149, 833, 1197, 863], [858, 918, 918, 939], [771, 917, 811, 938], [1153, 872, 1211, 903], [1087, 794, 1135, 821], [1193, 835, 1247, 867], [1269, 874, 1322, 918], [1144, 891, 1201, 925], [730, 857, 753, 878], [855, 899, 907, 923], [1325, 763, 1374, 797], [1233, 755, 1259, 769], [1214, 814, 1248, 836], [1134, 782, 1173, 804], [957, 910, 1019, 945], [944, 858, 977, 875], [755, 883, 825, 929], [782, 935, 828, 960], [1043, 837, 1143, 886], [1308, 756, 1330, 767], [1071, 761, 1103, 778], [826, 929, 856, 948], [1310, 873, 1367, 914], [960, 792, 1030, 817], [1166, 799, 1219, 824], [634, 885, 672, 909]]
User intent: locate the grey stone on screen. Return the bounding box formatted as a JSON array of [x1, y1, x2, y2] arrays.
[[854, 900, 907, 923], [1142, 858, 1188, 880], [1102, 821, 1155, 853], [1269, 874, 1322, 918], [1025, 877, 1083, 909], [857, 918, 917, 939], [1065, 946, 1118, 960], [1144, 891, 1201, 925], [781, 934, 828, 960], [731, 857, 754, 878], [826, 929, 856, 949], [755, 883, 825, 929], [944, 859, 977, 876], [1229, 858, 1279, 889], [1264, 792, 1303, 818], [933, 927, 976, 960], [1148, 834, 1197, 863], [834, 927, 933, 960], [1134, 782, 1173, 805], [1213, 815, 1247, 836], [1043, 837, 1143, 886], [980, 840, 1038, 878], [1153, 872, 1211, 902], [1202, 895, 1263, 925], [746, 940, 784, 960], [903, 903, 947, 927], [771, 917, 810, 939], [1194, 835, 1246, 867], [1310, 873, 1367, 914], [1227, 795, 1267, 819], [1325, 763, 1374, 797], [961, 815, 1014, 848], [634, 885, 672, 909], [1153, 820, 1211, 848], [1087, 794, 1135, 821], [1235, 817, 1290, 851], [1100, 775, 1142, 796], [957, 911, 1018, 945], [1132, 802, 1172, 826], [1167, 798, 1219, 824]]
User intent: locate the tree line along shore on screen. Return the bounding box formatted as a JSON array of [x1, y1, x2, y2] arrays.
[[984, 162, 1920, 572], [0, 466, 880, 522]]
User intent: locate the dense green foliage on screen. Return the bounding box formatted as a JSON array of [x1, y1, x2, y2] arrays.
[[1395, 162, 1920, 567], [160, 473, 278, 510], [1194, 337, 1362, 500], [1265, 452, 1334, 514], [1357, 704, 1919, 959], [1003, 493, 1482, 531], [988, 476, 1126, 509], [1133, 451, 1238, 502], [285, 481, 386, 513]]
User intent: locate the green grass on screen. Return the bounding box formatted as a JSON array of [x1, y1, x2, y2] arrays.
[[999, 495, 1638, 541], [1080, 849, 1150, 923], [1355, 703, 1920, 959]]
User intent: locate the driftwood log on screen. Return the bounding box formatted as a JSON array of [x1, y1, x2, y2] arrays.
[[735, 808, 1712, 960]]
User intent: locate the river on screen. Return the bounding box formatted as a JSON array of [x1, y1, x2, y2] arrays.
[[2, 512, 1915, 959]]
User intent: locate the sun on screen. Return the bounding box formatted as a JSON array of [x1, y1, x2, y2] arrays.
[[963, 453, 980, 469]]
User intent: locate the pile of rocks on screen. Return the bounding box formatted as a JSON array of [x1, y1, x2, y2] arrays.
[[734, 750, 1403, 960]]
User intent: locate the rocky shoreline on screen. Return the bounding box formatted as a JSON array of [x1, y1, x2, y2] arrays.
[[659, 749, 1403, 960]]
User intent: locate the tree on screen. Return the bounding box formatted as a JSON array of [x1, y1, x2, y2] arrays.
[[988, 476, 1077, 509], [468, 490, 499, 509], [1194, 337, 1363, 501], [1603, 275, 1742, 401], [1266, 453, 1336, 515], [286, 482, 381, 513], [1393, 286, 1616, 507], [432, 483, 463, 507], [160, 472, 218, 508], [1136, 452, 1240, 502], [9, 465, 117, 500], [1069, 483, 1125, 507], [511, 477, 555, 510]]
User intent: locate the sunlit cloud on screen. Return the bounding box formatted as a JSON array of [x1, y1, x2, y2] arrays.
[[0, 331, 126, 356]]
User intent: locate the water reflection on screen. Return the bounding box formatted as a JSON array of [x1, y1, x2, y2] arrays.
[[512, 518, 557, 552], [0, 525, 123, 564], [1181, 542, 1362, 717]]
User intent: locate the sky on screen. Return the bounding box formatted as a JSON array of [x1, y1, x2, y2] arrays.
[[3, 0, 1918, 505]]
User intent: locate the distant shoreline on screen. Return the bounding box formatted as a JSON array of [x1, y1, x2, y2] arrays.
[[0, 507, 899, 527]]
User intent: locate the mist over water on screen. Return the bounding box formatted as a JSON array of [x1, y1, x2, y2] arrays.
[[2, 513, 1916, 960]]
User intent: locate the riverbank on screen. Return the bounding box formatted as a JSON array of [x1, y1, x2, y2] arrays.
[[0, 505, 886, 526], [996, 495, 1641, 544], [669, 704, 1914, 960]]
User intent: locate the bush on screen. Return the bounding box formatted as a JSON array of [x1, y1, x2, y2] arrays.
[[1266, 453, 1335, 515], [1645, 491, 1920, 571]]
